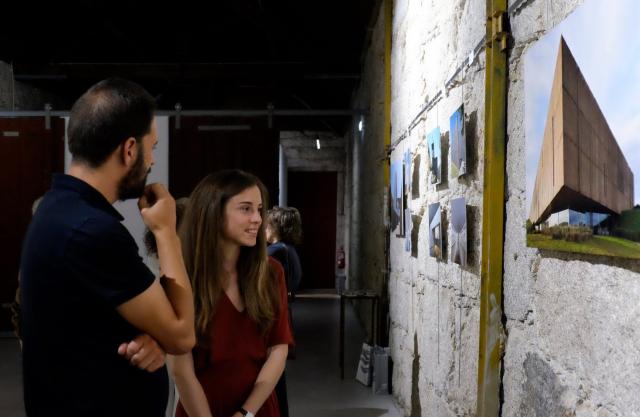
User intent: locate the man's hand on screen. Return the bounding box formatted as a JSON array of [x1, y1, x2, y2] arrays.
[[118, 333, 166, 372], [139, 183, 176, 235]]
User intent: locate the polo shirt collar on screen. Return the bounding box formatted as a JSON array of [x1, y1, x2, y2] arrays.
[[52, 174, 125, 221]]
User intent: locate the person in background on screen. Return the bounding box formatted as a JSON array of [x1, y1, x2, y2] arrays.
[[11, 196, 43, 348], [265, 207, 303, 298], [171, 170, 293, 417], [264, 206, 303, 417]]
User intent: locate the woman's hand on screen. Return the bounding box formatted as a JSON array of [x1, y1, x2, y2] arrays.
[[168, 353, 213, 417]]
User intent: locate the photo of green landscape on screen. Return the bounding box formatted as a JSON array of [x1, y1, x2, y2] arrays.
[[527, 207, 640, 259]]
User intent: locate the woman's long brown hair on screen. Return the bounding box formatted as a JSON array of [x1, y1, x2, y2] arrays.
[[179, 170, 280, 342]]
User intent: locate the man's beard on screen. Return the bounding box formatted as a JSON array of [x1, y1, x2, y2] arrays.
[[117, 151, 150, 201]]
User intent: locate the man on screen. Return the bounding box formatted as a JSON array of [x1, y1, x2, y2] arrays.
[[20, 78, 195, 417]]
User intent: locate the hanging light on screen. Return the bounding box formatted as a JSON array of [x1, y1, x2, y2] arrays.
[[316, 137, 321, 150]]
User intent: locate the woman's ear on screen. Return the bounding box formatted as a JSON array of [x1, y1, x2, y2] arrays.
[[121, 137, 138, 167]]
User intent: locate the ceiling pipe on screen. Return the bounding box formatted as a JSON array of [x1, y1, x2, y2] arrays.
[[0, 108, 367, 118]]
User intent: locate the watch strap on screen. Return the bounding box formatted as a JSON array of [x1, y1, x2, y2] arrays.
[[239, 407, 254, 417]]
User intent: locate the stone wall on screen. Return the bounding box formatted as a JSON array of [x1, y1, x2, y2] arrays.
[[0, 61, 62, 110], [350, 0, 640, 416], [503, 0, 640, 416], [280, 131, 347, 284], [351, 0, 486, 415]]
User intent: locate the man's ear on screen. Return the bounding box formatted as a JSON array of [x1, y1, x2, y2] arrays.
[[121, 137, 138, 167]]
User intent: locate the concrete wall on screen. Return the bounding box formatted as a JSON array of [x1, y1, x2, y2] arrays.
[[0, 61, 63, 110], [505, 0, 640, 416], [349, 1, 388, 295], [351, 0, 486, 415], [351, 0, 640, 416], [280, 131, 347, 283]]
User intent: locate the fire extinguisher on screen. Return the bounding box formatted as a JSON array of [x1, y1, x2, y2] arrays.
[[337, 246, 346, 270]]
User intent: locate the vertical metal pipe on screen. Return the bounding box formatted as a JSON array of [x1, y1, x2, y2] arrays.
[[379, 0, 393, 349], [477, 0, 508, 416], [383, 0, 392, 186], [278, 143, 287, 206]]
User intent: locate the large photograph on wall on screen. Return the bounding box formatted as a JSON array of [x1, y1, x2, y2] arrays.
[[525, 0, 640, 260]]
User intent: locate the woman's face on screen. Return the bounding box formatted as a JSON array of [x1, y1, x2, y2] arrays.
[[221, 185, 263, 247]]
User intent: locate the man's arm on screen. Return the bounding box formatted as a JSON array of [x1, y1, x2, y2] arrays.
[[116, 184, 195, 354]]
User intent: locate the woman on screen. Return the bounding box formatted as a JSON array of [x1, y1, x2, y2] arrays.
[[265, 207, 303, 297], [171, 170, 292, 417]]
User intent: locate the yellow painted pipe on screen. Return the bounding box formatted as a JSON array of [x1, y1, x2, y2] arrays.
[[383, 0, 392, 185], [477, 0, 508, 416]]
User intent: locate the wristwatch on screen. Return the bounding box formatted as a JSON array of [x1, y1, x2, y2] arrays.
[[239, 407, 255, 417]]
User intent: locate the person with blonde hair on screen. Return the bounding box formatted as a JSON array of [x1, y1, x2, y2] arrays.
[[171, 170, 293, 417]]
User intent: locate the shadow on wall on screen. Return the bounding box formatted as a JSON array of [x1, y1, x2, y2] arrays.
[[465, 205, 481, 276], [536, 249, 640, 274], [410, 332, 422, 417], [457, 110, 479, 187], [519, 353, 570, 417]]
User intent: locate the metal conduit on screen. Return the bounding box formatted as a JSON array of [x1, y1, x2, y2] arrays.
[[476, 0, 509, 416], [0, 109, 366, 118]]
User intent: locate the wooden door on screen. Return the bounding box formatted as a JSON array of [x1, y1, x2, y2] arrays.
[[0, 117, 65, 331], [169, 117, 279, 204], [287, 171, 337, 290]]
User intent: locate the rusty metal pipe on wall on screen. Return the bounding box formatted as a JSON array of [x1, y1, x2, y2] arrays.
[[477, 0, 509, 416]]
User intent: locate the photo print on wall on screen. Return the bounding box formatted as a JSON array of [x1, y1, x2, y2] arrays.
[[450, 197, 467, 266], [404, 149, 412, 251], [525, 0, 640, 260], [450, 105, 466, 178], [428, 202, 442, 259], [390, 159, 404, 236], [427, 127, 442, 185]]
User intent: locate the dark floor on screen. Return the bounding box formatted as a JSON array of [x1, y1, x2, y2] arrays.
[[0, 333, 24, 417], [287, 293, 401, 417], [0, 292, 400, 417]]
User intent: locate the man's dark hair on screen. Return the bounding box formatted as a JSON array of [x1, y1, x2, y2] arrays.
[[68, 78, 156, 167]]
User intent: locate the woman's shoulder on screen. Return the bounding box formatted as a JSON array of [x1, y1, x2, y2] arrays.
[[267, 255, 285, 276]]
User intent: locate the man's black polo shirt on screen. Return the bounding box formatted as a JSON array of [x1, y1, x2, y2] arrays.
[[20, 174, 168, 417]]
